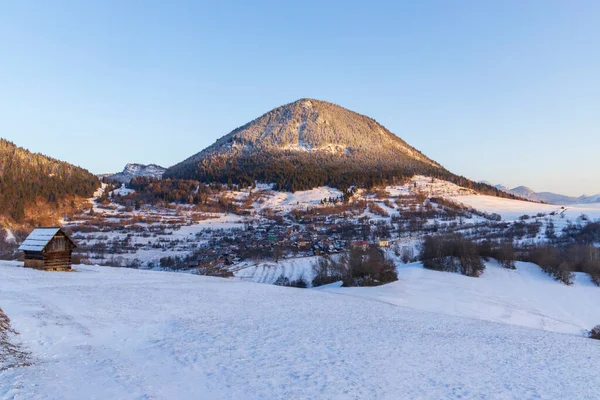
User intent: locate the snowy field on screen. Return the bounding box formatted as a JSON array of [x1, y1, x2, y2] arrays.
[[1, 262, 600, 400], [236, 258, 600, 335], [451, 195, 600, 222], [323, 261, 600, 335]]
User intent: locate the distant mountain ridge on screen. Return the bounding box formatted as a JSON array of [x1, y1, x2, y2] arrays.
[[106, 163, 166, 183], [165, 98, 520, 199], [485, 182, 600, 205]]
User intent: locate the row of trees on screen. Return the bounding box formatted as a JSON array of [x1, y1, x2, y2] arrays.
[[418, 229, 600, 287], [122, 177, 239, 214], [520, 244, 600, 285]]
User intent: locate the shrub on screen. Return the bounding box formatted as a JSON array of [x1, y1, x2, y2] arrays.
[[195, 264, 234, 278], [401, 247, 413, 264], [312, 256, 343, 287], [341, 247, 398, 287], [522, 245, 574, 285], [589, 326, 600, 340], [494, 242, 517, 269], [368, 202, 389, 217], [274, 275, 291, 286], [420, 234, 485, 277], [274, 275, 308, 288], [312, 249, 398, 287], [289, 278, 308, 288]]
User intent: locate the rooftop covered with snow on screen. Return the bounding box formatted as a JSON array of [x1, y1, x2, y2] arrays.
[[17, 227, 75, 252]]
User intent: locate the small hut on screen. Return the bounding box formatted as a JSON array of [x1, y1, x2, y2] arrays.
[[18, 228, 77, 271]]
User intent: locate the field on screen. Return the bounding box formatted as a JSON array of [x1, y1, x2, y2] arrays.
[[1, 261, 599, 399]]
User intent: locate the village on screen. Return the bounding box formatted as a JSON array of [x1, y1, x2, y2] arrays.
[[60, 188, 498, 276], [6, 176, 569, 279]]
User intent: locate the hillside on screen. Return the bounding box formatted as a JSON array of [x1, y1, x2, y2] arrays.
[[0, 139, 100, 225], [237, 258, 600, 334], [106, 163, 166, 184], [1, 262, 599, 399], [165, 99, 518, 198]]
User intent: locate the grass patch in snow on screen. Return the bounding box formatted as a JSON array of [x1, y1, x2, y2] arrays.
[[0, 308, 30, 371]]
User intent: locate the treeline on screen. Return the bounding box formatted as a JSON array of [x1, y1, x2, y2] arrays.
[[419, 233, 600, 286], [0, 139, 99, 223], [521, 244, 600, 285], [165, 149, 524, 200], [128, 177, 202, 204], [121, 177, 239, 214]]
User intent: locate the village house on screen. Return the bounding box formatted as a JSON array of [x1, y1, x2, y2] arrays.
[[351, 240, 369, 251], [18, 227, 77, 271]]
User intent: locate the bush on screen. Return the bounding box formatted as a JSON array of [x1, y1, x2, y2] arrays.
[[401, 247, 413, 264], [494, 242, 517, 269], [341, 247, 398, 287], [522, 245, 574, 285], [420, 234, 485, 277], [274, 275, 291, 286], [273, 275, 307, 288], [589, 326, 600, 340], [290, 278, 308, 288], [312, 249, 398, 287], [564, 245, 600, 286], [195, 264, 234, 278], [312, 256, 343, 287]]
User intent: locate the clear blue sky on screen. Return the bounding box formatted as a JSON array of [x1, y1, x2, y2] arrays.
[[1, 1, 598, 196]]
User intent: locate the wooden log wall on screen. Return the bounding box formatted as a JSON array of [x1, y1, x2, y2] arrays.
[[23, 259, 45, 269], [46, 235, 74, 253], [42, 251, 72, 270]]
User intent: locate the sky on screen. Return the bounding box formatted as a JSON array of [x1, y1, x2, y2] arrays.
[[0, 1, 598, 196]]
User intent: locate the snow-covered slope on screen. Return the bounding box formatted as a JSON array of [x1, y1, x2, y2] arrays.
[[450, 194, 600, 221], [323, 261, 600, 335], [1, 262, 599, 399], [106, 163, 166, 183], [235, 258, 600, 335]]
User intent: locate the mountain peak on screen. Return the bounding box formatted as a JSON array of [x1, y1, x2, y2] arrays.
[[163, 100, 518, 199], [107, 163, 166, 183], [176, 98, 440, 167]]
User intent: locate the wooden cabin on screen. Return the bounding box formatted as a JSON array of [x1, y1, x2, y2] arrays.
[[18, 228, 77, 271]]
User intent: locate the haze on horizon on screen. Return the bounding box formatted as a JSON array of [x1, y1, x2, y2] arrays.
[[0, 1, 598, 197]]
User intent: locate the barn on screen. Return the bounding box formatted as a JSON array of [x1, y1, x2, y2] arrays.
[[18, 228, 77, 271]]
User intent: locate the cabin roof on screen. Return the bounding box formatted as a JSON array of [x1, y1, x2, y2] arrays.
[[18, 228, 76, 252]]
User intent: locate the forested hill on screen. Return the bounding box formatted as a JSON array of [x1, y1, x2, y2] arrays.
[[164, 99, 523, 200], [0, 139, 100, 224]]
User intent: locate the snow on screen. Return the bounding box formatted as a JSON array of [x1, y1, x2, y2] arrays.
[[385, 176, 477, 198], [111, 184, 135, 196], [176, 215, 246, 233], [4, 229, 16, 244], [1, 262, 599, 399], [234, 257, 316, 284], [17, 228, 60, 252], [235, 257, 600, 335], [323, 261, 600, 335], [251, 186, 343, 213]]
